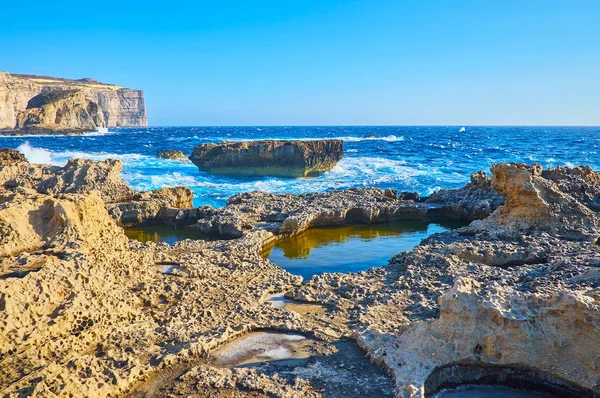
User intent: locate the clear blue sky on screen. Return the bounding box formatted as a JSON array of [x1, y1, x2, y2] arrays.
[[2, 0, 599, 126]]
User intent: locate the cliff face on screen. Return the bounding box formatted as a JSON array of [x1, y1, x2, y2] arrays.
[[0, 72, 147, 132]]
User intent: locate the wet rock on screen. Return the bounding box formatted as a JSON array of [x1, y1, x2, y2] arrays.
[[189, 139, 344, 177], [157, 150, 188, 161]]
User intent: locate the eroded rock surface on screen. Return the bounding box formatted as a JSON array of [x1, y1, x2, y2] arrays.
[[189, 139, 344, 177], [0, 71, 147, 134], [0, 152, 193, 226], [425, 171, 505, 220], [2, 161, 600, 398]]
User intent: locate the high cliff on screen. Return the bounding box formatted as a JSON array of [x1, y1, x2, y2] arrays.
[[0, 72, 147, 133]]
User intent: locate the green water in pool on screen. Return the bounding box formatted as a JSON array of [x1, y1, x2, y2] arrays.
[[124, 225, 213, 245]]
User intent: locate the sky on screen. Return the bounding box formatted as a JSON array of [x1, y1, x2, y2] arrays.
[[1, 0, 599, 126]]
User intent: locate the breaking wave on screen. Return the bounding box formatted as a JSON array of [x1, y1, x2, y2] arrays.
[[17, 142, 53, 164]]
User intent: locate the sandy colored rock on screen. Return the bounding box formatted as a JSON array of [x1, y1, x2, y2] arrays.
[[0, 71, 146, 133], [107, 186, 194, 226], [0, 148, 27, 166], [189, 140, 344, 177], [2, 160, 600, 397], [157, 150, 188, 160]]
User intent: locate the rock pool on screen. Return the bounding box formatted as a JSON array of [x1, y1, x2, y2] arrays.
[[262, 220, 467, 278]]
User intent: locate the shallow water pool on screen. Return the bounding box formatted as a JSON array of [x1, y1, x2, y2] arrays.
[[434, 384, 553, 398], [262, 220, 466, 279], [124, 225, 214, 245]]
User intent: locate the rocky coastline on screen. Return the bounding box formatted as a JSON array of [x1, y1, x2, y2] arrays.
[[0, 72, 147, 135], [1, 149, 599, 397]]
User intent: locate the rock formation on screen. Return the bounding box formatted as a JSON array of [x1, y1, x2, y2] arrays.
[[1, 158, 600, 397], [0, 72, 147, 134], [425, 170, 505, 220], [0, 149, 192, 225], [189, 139, 344, 177], [157, 150, 189, 161]]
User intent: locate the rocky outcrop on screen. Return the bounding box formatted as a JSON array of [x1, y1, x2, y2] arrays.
[[189, 139, 344, 177], [0, 72, 147, 134], [193, 188, 427, 238], [2, 160, 600, 397], [471, 163, 600, 241], [0, 152, 192, 226], [157, 150, 188, 161], [425, 171, 505, 220], [107, 187, 194, 227], [0, 148, 26, 166]]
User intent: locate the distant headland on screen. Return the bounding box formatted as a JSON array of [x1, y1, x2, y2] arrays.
[[0, 71, 147, 135]]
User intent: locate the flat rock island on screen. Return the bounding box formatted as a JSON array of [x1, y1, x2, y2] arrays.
[[189, 139, 344, 177]]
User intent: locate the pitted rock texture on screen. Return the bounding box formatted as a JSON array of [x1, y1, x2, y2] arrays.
[[107, 186, 194, 227], [189, 139, 344, 177], [470, 162, 600, 241], [0, 71, 146, 133], [0, 148, 26, 166], [2, 161, 600, 397], [0, 153, 192, 226], [193, 188, 427, 239], [425, 170, 505, 220]]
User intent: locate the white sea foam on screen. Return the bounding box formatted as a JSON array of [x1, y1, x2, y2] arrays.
[[17, 142, 53, 164], [337, 135, 405, 142]]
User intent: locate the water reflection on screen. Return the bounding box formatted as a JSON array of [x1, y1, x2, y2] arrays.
[[124, 225, 213, 245], [263, 221, 466, 279]]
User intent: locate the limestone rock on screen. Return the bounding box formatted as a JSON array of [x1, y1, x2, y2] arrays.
[[189, 139, 344, 177], [157, 150, 188, 160], [107, 186, 194, 226], [0, 153, 192, 226], [0, 148, 26, 166], [473, 163, 600, 241], [16, 89, 103, 131], [0, 71, 146, 134], [195, 188, 425, 238], [426, 171, 505, 220]]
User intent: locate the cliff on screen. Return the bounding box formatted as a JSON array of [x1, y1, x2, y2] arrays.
[[0, 72, 147, 134]]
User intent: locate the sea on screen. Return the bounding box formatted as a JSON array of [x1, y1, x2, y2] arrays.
[[1, 126, 598, 208]]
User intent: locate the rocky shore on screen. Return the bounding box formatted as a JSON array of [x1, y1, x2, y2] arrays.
[[1, 149, 598, 397]]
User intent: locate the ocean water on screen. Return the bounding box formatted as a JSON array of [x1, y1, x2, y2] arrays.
[[1, 126, 598, 207]]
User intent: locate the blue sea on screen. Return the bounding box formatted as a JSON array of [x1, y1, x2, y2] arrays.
[[1, 126, 598, 208]]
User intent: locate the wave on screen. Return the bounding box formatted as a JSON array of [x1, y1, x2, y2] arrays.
[[17, 142, 53, 164], [14, 142, 157, 167], [336, 135, 405, 143]]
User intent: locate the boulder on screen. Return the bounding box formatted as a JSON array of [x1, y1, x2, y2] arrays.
[[157, 150, 188, 161], [189, 139, 344, 177]]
